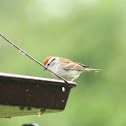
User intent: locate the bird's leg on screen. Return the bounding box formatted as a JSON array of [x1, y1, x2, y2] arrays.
[[71, 78, 75, 82]]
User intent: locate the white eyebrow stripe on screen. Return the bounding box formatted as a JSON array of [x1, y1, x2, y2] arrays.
[[48, 57, 55, 64]]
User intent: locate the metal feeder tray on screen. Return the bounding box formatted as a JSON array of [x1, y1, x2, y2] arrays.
[[0, 72, 76, 119]]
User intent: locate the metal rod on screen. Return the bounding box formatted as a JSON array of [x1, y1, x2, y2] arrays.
[[0, 33, 68, 83]]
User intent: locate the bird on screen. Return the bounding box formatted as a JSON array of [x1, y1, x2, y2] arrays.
[[44, 56, 101, 81]]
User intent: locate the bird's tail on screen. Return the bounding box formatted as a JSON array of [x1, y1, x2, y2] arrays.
[[84, 68, 101, 72]]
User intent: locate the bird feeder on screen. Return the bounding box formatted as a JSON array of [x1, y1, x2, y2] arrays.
[[0, 72, 76, 119]]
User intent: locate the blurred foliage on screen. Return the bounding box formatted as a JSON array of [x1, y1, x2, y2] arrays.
[[0, 0, 126, 126]]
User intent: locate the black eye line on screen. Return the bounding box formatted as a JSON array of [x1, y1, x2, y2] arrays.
[[47, 58, 55, 66]]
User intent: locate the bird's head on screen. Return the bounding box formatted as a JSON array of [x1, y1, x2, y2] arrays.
[[44, 56, 56, 71]]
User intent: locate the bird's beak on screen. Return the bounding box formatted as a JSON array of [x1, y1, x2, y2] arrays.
[[44, 68, 47, 71]]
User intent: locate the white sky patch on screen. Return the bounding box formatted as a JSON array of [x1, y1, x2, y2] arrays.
[[42, 0, 98, 17], [27, 0, 98, 20]]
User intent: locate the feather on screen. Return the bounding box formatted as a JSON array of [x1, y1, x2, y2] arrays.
[[60, 58, 89, 71]]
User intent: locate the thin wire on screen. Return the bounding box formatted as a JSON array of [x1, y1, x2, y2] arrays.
[[0, 33, 68, 83]]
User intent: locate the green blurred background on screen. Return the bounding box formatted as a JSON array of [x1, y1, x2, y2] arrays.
[[0, 0, 126, 126]]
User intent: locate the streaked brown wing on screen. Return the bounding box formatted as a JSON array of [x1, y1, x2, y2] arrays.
[[60, 58, 88, 71], [75, 63, 90, 68]]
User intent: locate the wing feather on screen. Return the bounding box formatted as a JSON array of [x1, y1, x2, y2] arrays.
[[60, 58, 89, 71]]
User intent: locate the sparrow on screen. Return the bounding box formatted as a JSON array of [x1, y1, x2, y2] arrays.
[[44, 56, 101, 81]]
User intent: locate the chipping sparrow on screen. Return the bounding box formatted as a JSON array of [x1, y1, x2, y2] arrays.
[[44, 56, 101, 81]]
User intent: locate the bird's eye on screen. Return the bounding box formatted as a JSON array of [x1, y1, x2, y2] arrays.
[[47, 58, 55, 67], [47, 63, 50, 66]]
